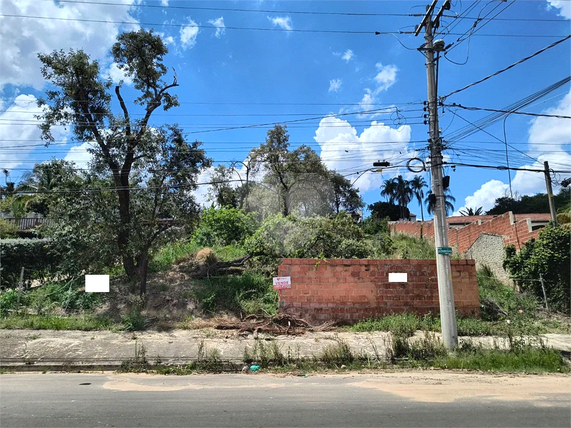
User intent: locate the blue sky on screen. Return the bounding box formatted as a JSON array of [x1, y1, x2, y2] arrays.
[[1, 0, 570, 218]]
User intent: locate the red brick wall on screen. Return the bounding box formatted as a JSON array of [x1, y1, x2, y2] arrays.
[[390, 212, 547, 254], [277, 258, 480, 323]]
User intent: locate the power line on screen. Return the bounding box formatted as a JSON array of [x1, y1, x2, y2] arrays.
[[442, 35, 571, 99], [443, 104, 571, 119], [28, 0, 571, 22], [0, 14, 393, 35], [443, 76, 571, 143], [0, 14, 563, 38], [446, 109, 540, 164], [445, 0, 516, 54], [36, 0, 419, 18], [447, 162, 571, 174]]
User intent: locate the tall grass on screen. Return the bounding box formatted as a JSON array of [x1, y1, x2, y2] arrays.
[[0, 314, 115, 330], [390, 234, 435, 259], [149, 240, 248, 273], [189, 273, 277, 316]]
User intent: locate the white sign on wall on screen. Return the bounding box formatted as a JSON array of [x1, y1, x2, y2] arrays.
[[273, 276, 291, 290], [388, 273, 408, 283]]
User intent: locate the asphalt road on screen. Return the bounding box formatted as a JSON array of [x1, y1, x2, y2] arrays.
[[1, 372, 569, 427]]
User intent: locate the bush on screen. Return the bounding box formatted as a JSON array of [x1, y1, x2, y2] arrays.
[[503, 224, 570, 313], [18, 278, 101, 315], [0, 289, 19, 316], [0, 239, 59, 288], [192, 207, 257, 247], [244, 212, 378, 273], [0, 218, 18, 238], [190, 273, 276, 315], [391, 234, 435, 259]]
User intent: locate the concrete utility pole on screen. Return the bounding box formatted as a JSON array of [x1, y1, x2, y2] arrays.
[[543, 161, 558, 225], [415, 0, 458, 349]]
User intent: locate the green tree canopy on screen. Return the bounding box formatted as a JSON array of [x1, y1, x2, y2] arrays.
[[503, 224, 570, 313], [249, 124, 329, 217], [36, 30, 210, 295]]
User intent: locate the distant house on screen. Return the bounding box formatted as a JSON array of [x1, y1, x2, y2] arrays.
[[389, 212, 552, 282], [1, 215, 52, 232]]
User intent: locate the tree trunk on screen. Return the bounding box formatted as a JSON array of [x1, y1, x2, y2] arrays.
[[420, 204, 424, 239], [136, 250, 149, 297], [282, 189, 290, 217], [116, 177, 136, 280]]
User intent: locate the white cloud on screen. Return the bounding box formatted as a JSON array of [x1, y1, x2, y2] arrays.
[[106, 62, 134, 85], [528, 90, 571, 153], [64, 142, 94, 170], [512, 89, 571, 194], [0, 0, 139, 90], [314, 116, 412, 193], [357, 63, 398, 117], [454, 180, 509, 216], [358, 91, 376, 111], [342, 49, 354, 62], [328, 79, 342, 93], [547, 1, 571, 19], [0, 94, 68, 170], [208, 17, 226, 38], [456, 90, 571, 213], [157, 32, 175, 46], [373, 63, 398, 92], [267, 16, 293, 31], [180, 18, 199, 49], [161, 0, 169, 6]]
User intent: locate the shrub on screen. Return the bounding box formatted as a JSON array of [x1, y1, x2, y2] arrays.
[[0, 289, 19, 316], [0, 239, 59, 288], [0, 218, 18, 238], [503, 224, 570, 313], [192, 207, 257, 247], [244, 212, 378, 274], [390, 234, 435, 259], [190, 273, 276, 315]]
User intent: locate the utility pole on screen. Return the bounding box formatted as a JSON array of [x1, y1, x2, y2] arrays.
[[415, 0, 458, 349], [543, 161, 558, 225]]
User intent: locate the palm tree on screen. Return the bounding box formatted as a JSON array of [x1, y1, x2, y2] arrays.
[[380, 178, 397, 204], [381, 175, 412, 220], [393, 175, 413, 220], [459, 206, 483, 216], [409, 175, 427, 222], [425, 189, 456, 216]]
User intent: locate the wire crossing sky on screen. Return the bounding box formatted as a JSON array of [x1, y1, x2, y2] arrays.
[[0, 0, 570, 216]]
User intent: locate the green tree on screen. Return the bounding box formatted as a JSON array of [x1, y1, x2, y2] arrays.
[[193, 206, 257, 247], [485, 189, 570, 216], [327, 171, 364, 216], [36, 30, 209, 295], [503, 224, 570, 312], [425, 189, 455, 216], [380, 178, 397, 205], [208, 165, 239, 209], [18, 159, 82, 216], [409, 175, 427, 222], [249, 125, 328, 217], [380, 175, 412, 220], [368, 201, 409, 222], [459, 206, 484, 216]]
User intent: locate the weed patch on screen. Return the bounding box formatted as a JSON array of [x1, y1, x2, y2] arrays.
[[0, 314, 115, 330], [189, 273, 277, 316]]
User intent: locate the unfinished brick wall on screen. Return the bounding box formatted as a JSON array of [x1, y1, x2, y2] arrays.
[[390, 212, 550, 254], [277, 258, 480, 323]]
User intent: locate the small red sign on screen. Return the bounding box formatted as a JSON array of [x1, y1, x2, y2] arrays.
[[273, 276, 291, 290]]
